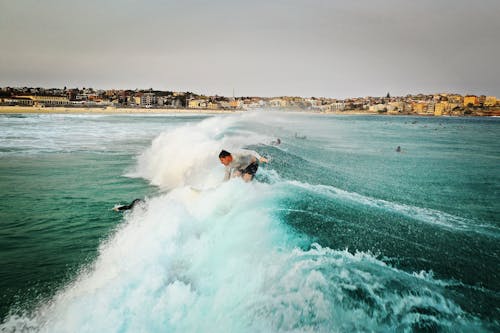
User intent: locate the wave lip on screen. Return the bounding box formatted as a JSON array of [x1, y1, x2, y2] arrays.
[[286, 180, 499, 237]]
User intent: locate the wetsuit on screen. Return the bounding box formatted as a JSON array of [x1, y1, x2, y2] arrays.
[[115, 199, 144, 211]]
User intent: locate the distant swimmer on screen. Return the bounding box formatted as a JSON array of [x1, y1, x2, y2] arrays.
[[219, 149, 268, 182], [271, 138, 281, 145], [113, 198, 144, 212], [396, 146, 401, 152]]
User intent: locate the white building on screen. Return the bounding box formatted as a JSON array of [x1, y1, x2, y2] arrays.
[[330, 102, 345, 111], [141, 93, 157, 107]]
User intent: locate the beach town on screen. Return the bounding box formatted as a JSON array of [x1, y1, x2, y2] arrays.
[[1, 86, 499, 116]]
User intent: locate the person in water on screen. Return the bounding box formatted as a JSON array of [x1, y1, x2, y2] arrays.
[[219, 149, 268, 182], [113, 198, 144, 211]]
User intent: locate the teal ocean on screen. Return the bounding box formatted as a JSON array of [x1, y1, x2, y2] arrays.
[[0, 112, 498, 332]]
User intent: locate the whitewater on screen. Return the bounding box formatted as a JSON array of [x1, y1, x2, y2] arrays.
[[0, 112, 498, 332]]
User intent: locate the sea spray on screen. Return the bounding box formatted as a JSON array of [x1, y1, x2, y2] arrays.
[[130, 115, 271, 189]]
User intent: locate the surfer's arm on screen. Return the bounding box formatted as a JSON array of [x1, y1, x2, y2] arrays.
[[258, 156, 268, 163], [237, 149, 268, 164], [251, 151, 268, 163], [250, 153, 268, 164]]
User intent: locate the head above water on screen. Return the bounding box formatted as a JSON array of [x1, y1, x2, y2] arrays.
[[219, 150, 233, 166]]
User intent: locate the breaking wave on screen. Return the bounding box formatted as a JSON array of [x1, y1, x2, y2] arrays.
[[1, 114, 493, 332]]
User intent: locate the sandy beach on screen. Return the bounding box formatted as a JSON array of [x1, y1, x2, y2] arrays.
[[0, 106, 237, 115], [0, 106, 379, 115]]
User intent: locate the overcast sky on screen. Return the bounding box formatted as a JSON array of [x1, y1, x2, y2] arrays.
[[1, 0, 499, 98]]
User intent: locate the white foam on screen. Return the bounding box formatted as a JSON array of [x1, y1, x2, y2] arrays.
[[0, 113, 201, 155], [2, 180, 485, 332], [285, 180, 499, 237]]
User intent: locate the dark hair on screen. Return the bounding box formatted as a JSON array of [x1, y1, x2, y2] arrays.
[[219, 150, 231, 158]]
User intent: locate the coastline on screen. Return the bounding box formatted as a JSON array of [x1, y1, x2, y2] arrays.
[[0, 106, 373, 115], [0, 106, 498, 117], [0, 106, 395, 116], [0, 106, 237, 115]]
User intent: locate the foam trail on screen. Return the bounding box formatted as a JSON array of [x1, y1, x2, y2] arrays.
[[285, 180, 499, 237]]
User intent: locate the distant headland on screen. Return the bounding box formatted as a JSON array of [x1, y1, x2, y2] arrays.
[[1, 86, 499, 116]]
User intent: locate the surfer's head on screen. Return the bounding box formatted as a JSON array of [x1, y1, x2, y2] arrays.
[[219, 150, 232, 166]]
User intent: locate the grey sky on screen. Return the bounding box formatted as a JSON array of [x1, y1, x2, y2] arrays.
[[1, 0, 499, 98]]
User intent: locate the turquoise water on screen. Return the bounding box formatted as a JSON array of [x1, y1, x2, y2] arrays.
[[0, 113, 498, 332]]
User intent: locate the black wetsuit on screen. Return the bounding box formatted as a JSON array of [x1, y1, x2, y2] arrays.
[[116, 199, 144, 211]]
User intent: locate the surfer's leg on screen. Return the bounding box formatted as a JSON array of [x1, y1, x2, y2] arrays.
[[242, 173, 254, 182], [241, 162, 259, 182], [130, 199, 144, 208], [117, 204, 133, 211], [113, 199, 143, 212]]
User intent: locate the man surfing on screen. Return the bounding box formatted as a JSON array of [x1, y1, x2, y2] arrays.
[[219, 149, 268, 182], [112, 198, 144, 212]]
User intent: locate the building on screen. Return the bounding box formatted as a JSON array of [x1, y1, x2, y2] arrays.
[[157, 96, 168, 106], [207, 102, 220, 110], [229, 99, 242, 109], [388, 101, 405, 114], [434, 102, 446, 116], [1, 97, 33, 106], [463, 95, 478, 107], [412, 103, 427, 114], [141, 93, 157, 107], [219, 101, 233, 109], [330, 102, 346, 112], [369, 104, 387, 112], [16, 95, 69, 106], [484, 96, 497, 107], [269, 99, 287, 108], [448, 95, 463, 105], [426, 102, 435, 114], [188, 99, 207, 109], [130, 96, 141, 106]]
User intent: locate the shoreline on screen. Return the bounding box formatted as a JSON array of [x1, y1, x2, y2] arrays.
[[0, 106, 498, 117], [0, 106, 373, 115], [0, 106, 237, 115]]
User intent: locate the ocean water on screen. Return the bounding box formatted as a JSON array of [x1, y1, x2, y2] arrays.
[[0, 112, 498, 332]]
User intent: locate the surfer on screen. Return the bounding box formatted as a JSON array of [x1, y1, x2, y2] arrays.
[[219, 149, 268, 182], [113, 198, 144, 212], [270, 138, 281, 146], [294, 132, 306, 139]]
